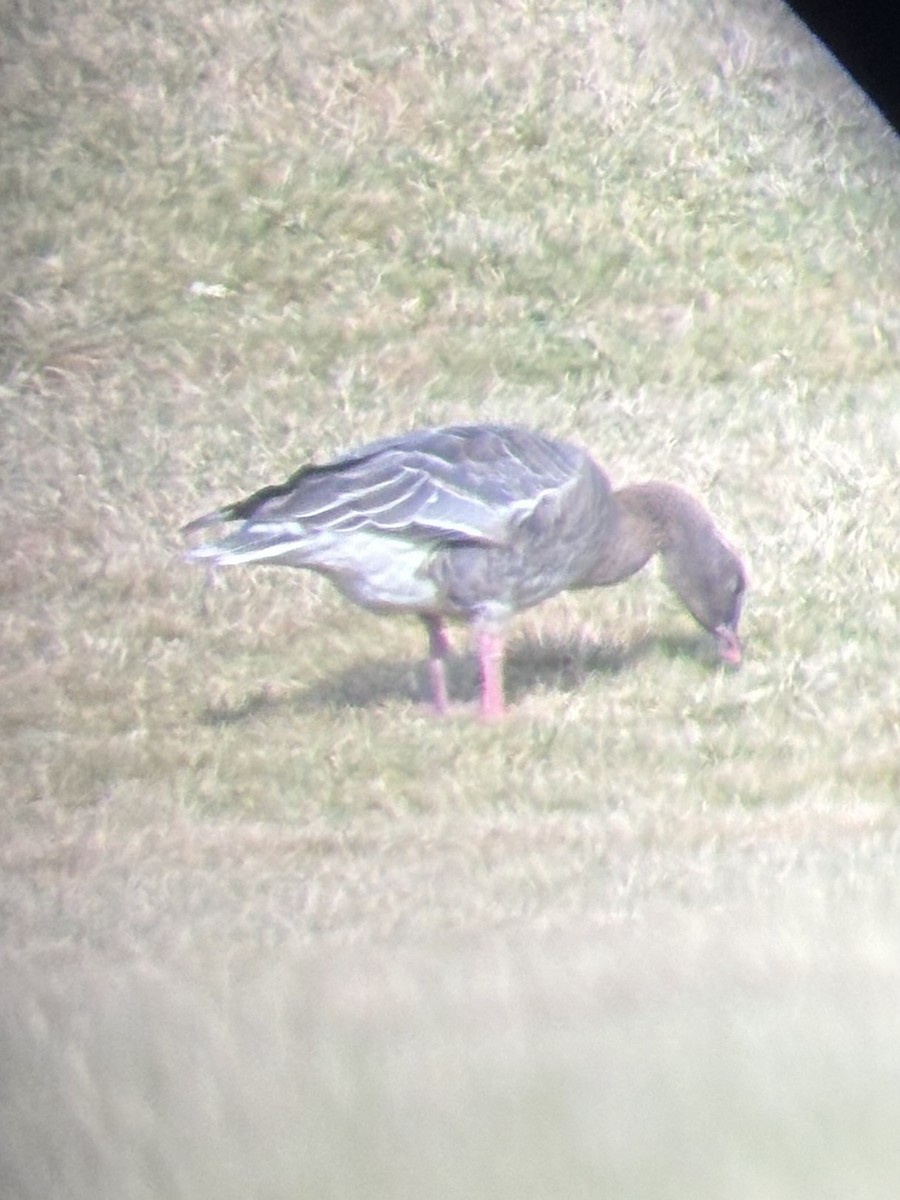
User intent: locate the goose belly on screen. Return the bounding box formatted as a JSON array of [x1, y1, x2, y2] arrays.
[[282, 530, 440, 613]]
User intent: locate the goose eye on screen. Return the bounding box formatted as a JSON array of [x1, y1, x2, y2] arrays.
[[728, 575, 746, 621]]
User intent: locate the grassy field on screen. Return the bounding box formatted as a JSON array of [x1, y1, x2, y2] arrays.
[[3, 0, 900, 1195]]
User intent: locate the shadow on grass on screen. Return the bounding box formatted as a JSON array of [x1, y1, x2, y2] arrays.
[[199, 631, 712, 724]]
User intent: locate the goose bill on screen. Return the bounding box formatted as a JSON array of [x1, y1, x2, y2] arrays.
[[713, 624, 742, 667]]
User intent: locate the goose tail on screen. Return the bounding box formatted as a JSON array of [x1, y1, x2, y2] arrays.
[[182, 509, 304, 566], [180, 507, 231, 538]]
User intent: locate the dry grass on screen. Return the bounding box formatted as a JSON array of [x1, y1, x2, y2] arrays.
[[3, 0, 900, 1196]]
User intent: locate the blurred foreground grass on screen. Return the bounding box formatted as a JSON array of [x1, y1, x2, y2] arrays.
[[2, 0, 900, 1196]]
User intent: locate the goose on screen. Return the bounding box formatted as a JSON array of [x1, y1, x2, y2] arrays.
[[183, 423, 746, 719]]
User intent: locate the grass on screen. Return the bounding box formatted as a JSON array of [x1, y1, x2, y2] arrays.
[[3, 0, 900, 1195]]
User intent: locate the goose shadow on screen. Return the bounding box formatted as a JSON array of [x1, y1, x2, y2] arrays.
[[199, 629, 713, 724]]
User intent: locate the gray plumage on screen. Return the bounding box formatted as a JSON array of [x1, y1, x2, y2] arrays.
[[183, 424, 746, 718]]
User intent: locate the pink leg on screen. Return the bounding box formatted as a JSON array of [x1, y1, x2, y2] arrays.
[[423, 616, 451, 715], [476, 627, 506, 721]]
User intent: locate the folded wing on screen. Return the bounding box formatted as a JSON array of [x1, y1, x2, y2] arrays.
[[184, 425, 585, 558]]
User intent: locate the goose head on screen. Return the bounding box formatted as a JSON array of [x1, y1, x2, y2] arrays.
[[663, 523, 746, 667]]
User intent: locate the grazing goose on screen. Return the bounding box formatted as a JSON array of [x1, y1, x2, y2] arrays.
[[183, 424, 746, 719]]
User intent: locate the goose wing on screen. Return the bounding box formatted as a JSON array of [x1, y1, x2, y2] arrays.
[[185, 425, 587, 548]]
